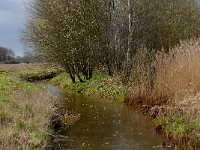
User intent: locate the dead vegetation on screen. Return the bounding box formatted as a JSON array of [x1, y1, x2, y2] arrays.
[[128, 39, 200, 106], [0, 63, 44, 72], [0, 68, 55, 149], [127, 39, 200, 148]]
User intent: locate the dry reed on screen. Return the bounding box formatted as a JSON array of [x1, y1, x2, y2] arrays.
[[129, 39, 200, 113]]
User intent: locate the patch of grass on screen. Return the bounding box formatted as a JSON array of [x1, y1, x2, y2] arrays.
[[50, 72, 71, 88], [50, 73, 126, 102], [16, 120, 27, 130], [19, 81, 45, 94], [154, 115, 200, 149], [0, 111, 13, 126], [0, 71, 55, 149], [154, 116, 197, 136], [20, 68, 62, 82]]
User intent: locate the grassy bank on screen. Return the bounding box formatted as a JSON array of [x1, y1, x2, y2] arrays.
[[127, 39, 200, 149], [20, 68, 62, 82], [0, 71, 54, 149], [0, 63, 63, 82], [50, 73, 126, 102], [0, 64, 82, 149]]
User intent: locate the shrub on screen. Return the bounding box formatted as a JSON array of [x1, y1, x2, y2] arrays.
[[20, 68, 62, 82]]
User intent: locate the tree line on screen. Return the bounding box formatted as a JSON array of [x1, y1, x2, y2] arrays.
[[0, 46, 33, 64], [0, 47, 15, 63], [23, 0, 200, 83]]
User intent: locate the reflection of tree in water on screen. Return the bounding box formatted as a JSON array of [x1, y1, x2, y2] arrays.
[[58, 92, 165, 150]]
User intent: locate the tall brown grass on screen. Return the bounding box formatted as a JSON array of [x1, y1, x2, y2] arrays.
[[128, 39, 200, 108], [0, 68, 55, 149], [0, 87, 55, 150]]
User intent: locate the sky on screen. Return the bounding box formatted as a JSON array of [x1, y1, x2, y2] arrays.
[[0, 0, 26, 56], [0, 0, 200, 57]]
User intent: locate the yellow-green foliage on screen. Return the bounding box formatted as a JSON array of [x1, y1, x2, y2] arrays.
[[50, 73, 126, 102]]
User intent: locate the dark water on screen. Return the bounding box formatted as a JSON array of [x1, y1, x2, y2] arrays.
[[45, 85, 167, 150]]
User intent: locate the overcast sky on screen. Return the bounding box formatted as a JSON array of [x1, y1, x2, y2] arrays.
[[0, 0, 200, 57], [0, 0, 25, 56]]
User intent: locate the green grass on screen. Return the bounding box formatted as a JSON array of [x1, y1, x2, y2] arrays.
[[153, 115, 200, 148], [0, 72, 13, 101], [20, 67, 63, 82], [50, 72, 126, 102], [0, 72, 54, 149]]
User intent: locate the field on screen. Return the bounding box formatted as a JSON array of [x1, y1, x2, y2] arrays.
[[0, 64, 55, 149]]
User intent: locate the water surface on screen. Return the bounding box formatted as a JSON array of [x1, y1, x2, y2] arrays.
[[46, 85, 167, 150]]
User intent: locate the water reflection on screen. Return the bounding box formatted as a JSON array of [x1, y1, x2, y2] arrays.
[[52, 91, 167, 150]]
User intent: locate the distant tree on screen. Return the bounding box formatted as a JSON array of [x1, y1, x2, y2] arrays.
[[0, 47, 15, 63], [23, 51, 33, 64]]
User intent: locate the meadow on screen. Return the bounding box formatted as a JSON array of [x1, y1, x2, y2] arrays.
[[0, 64, 63, 149]]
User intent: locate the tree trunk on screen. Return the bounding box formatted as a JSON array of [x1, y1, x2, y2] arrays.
[[77, 73, 84, 82], [125, 0, 133, 79], [82, 66, 89, 80], [66, 66, 76, 83], [127, 0, 131, 62], [106, 60, 113, 76], [89, 67, 93, 79], [73, 64, 84, 82]]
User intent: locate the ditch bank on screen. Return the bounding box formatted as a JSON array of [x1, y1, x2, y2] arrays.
[[20, 69, 195, 149], [45, 84, 168, 149], [50, 72, 126, 102], [50, 72, 200, 149], [126, 95, 200, 150], [0, 72, 54, 149]]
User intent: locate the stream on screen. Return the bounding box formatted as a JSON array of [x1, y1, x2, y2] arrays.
[[45, 84, 167, 150]]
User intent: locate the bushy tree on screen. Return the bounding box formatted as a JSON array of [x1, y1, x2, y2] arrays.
[[24, 0, 108, 82], [23, 0, 200, 84]]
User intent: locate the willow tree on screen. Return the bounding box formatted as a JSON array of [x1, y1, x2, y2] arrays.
[[24, 0, 109, 82]]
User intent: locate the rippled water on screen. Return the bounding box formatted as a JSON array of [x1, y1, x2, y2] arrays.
[[46, 85, 167, 150]]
